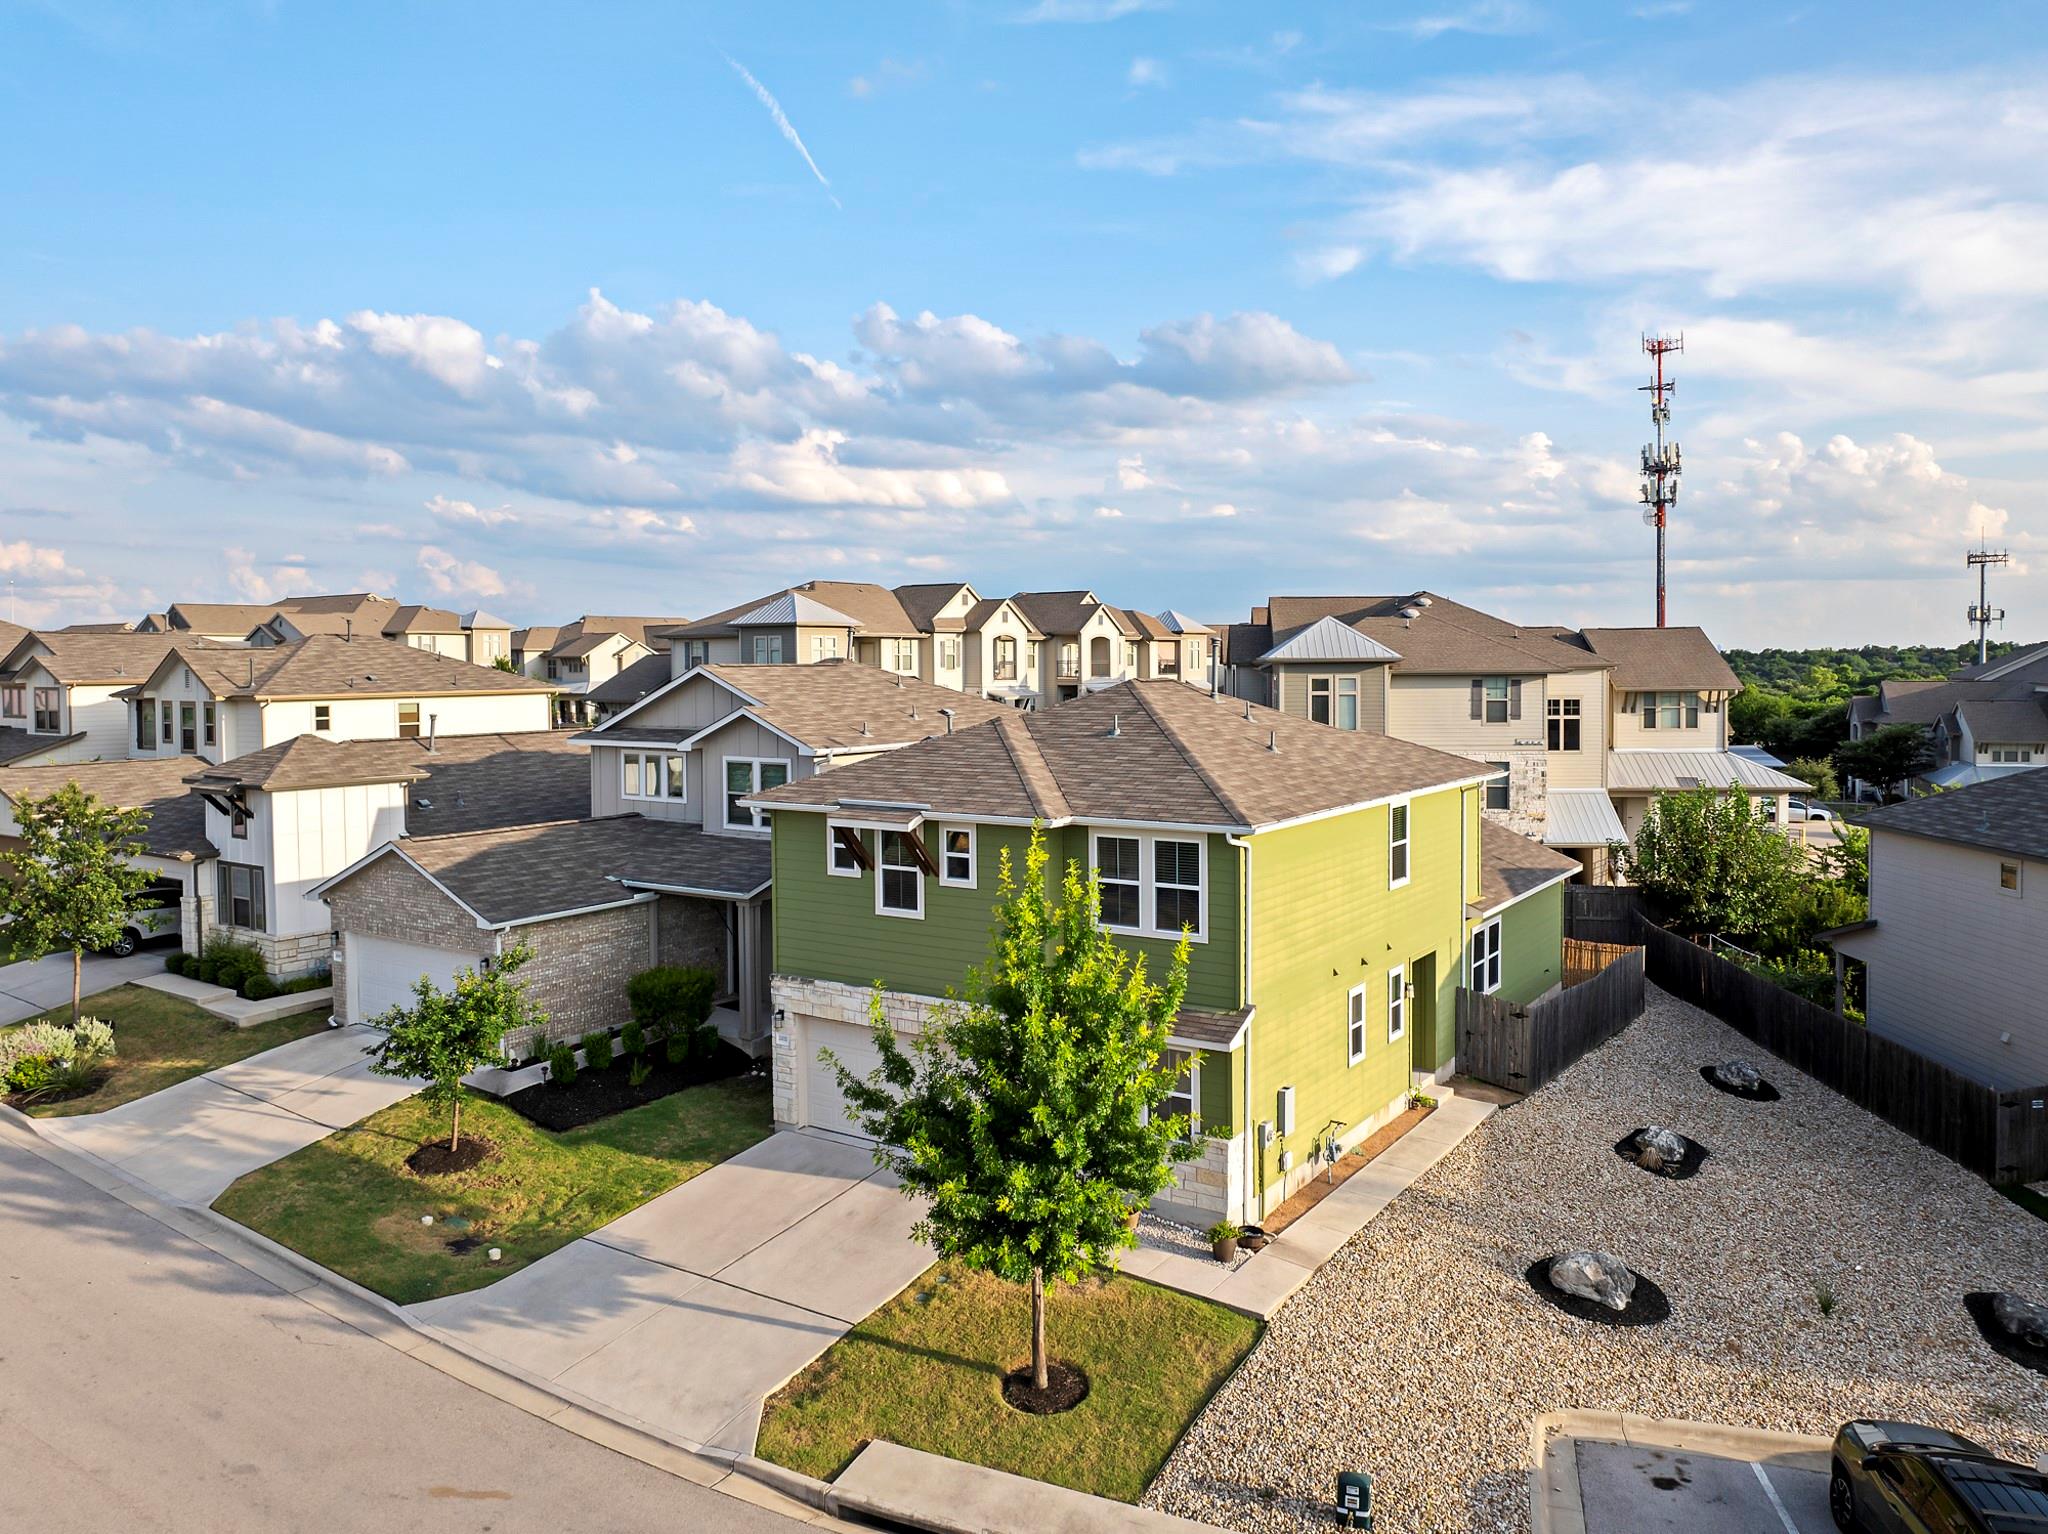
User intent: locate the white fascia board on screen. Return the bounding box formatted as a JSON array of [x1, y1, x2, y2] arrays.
[[588, 663, 756, 733], [1472, 866, 1578, 920], [679, 707, 817, 757]]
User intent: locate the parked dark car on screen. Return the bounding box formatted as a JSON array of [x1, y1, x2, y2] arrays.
[[98, 877, 184, 958], [1831, 1420, 2048, 1531]]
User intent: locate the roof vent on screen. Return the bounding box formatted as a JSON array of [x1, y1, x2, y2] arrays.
[[1414, 595, 1434, 608], [1267, 728, 1279, 753], [1398, 606, 1422, 620], [1108, 713, 1121, 738], [1242, 700, 1252, 720], [860, 720, 871, 736], [940, 707, 956, 736], [910, 706, 919, 720]]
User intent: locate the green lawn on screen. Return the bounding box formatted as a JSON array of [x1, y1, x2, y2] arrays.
[[3, 983, 329, 1118], [212, 1077, 772, 1305], [756, 1261, 1260, 1503]]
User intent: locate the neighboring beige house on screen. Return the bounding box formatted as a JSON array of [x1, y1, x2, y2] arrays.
[[0, 631, 246, 764], [507, 615, 688, 724], [1221, 593, 1804, 881], [1845, 644, 2048, 797], [1828, 772, 2048, 1091]]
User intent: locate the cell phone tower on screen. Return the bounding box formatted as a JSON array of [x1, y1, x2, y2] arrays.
[[1967, 545, 2010, 665], [1639, 335, 1683, 628]]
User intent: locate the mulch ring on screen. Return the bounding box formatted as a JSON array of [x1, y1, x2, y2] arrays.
[[1524, 1258, 1672, 1328], [1699, 1064, 1781, 1102], [1612, 1128, 1710, 1181], [1962, 1293, 2048, 1378], [500, 1043, 755, 1132], [1001, 1360, 1091, 1415], [406, 1136, 496, 1176]]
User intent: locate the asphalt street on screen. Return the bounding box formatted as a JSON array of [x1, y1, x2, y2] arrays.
[[1578, 1440, 1834, 1534], [0, 1134, 811, 1534]]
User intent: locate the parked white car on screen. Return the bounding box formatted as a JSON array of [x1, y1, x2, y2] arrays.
[[1773, 797, 1834, 824]]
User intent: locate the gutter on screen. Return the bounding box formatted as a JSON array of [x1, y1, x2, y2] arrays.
[[1226, 831, 1255, 1221]]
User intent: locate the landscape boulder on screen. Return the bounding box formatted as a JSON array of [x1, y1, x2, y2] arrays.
[[1549, 1250, 1636, 1312], [1635, 1126, 1687, 1172], [1991, 1292, 2048, 1351], [1710, 1059, 1763, 1092]]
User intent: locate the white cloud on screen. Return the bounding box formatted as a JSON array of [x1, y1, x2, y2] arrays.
[[1015, 0, 1166, 21], [1137, 311, 1353, 396], [416, 545, 509, 600], [348, 311, 497, 394], [1095, 504, 1123, 518], [722, 52, 840, 210], [1381, 1, 1539, 40], [426, 493, 518, 528], [224, 548, 300, 604], [1127, 56, 1166, 88], [725, 428, 1012, 509]]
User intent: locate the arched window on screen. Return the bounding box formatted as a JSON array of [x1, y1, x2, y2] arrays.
[[1089, 635, 1111, 677], [993, 636, 1017, 681]]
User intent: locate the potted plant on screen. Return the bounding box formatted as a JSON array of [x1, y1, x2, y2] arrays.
[[1208, 1220, 1242, 1263]]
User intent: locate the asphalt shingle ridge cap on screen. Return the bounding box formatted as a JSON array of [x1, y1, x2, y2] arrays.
[[1122, 684, 1256, 829], [398, 815, 601, 849], [996, 711, 1072, 821]]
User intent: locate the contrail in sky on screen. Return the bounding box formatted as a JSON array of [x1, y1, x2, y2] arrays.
[[721, 51, 841, 210]]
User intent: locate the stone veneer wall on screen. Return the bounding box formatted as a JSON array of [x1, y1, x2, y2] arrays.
[[772, 973, 1254, 1224]]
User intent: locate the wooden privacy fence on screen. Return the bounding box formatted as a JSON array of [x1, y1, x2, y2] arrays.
[[1638, 917, 2048, 1184], [1562, 885, 1646, 944], [1564, 938, 1636, 988], [1457, 946, 1647, 1095]]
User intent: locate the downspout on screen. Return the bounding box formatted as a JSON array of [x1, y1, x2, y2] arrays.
[[1226, 831, 1255, 1221]]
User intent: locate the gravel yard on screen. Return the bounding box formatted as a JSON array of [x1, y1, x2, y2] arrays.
[[1145, 984, 2048, 1534]]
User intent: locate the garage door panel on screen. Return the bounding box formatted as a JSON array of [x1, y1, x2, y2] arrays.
[[352, 935, 478, 1023], [804, 1020, 887, 1141]]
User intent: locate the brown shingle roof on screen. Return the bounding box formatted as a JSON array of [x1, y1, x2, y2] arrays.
[[167, 634, 553, 700], [749, 679, 1488, 830], [0, 756, 215, 861], [960, 598, 1045, 637], [512, 625, 562, 653], [1010, 590, 1138, 639], [891, 583, 975, 631], [1854, 769, 2048, 862], [695, 661, 1014, 751], [334, 816, 771, 925], [1473, 819, 1579, 915], [5, 632, 244, 685], [1577, 627, 1740, 692], [585, 652, 674, 708], [381, 604, 464, 636]]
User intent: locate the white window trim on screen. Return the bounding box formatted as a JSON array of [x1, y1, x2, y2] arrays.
[[1347, 982, 1367, 1066], [620, 748, 686, 803], [1482, 676, 1510, 724], [1090, 830, 1208, 943], [1149, 1047, 1199, 1129], [874, 830, 926, 920], [826, 821, 865, 878], [939, 825, 976, 888], [1999, 859, 2024, 898], [1472, 918, 1503, 994], [1388, 964, 1407, 1042], [722, 757, 790, 832], [1388, 798, 1412, 891]]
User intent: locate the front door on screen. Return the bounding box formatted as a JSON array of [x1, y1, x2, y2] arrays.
[[1408, 952, 1438, 1079]]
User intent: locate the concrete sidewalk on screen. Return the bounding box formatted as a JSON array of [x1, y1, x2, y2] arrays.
[[34, 1024, 417, 1204], [410, 1131, 934, 1456], [0, 948, 169, 1025], [1120, 1090, 1497, 1318]]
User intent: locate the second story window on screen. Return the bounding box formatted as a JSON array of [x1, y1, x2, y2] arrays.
[[179, 702, 197, 753], [940, 826, 975, 887], [993, 637, 1018, 681], [724, 758, 788, 830], [1476, 677, 1511, 724], [313, 704, 331, 733], [1058, 641, 1079, 677], [810, 634, 841, 661], [1152, 839, 1202, 932], [939, 638, 960, 671], [0, 685, 23, 718], [1310, 676, 1359, 730], [1089, 636, 1112, 678], [684, 640, 710, 668], [160, 700, 173, 744], [398, 703, 422, 739], [622, 750, 685, 801], [1028, 639, 1043, 673], [1547, 697, 1581, 751], [203, 700, 217, 747], [1091, 832, 1205, 940], [751, 634, 785, 664], [1388, 801, 1411, 888], [876, 831, 924, 917], [1641, 691, 1699, 730], [33, 687, 60, 734]]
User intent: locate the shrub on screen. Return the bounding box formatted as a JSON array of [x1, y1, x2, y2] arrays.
[[627, 1056, 654, 1088], [243, 973, 278, 1001], [164, 952, 186, 974], [664, 1030, 692, 1067], [629, 965, 717, 1062], [546, 1042, 577, 1088], [201, 937, 266, 996], [196, 959, 219, 985], [619, 1017, 646, 1059], [279, 972, 328, 995], [2, 1015, 116, 1097], [176, 953, 199, 978], [580, 1029, 614, 1073]]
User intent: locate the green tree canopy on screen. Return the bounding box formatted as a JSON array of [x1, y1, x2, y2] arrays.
[[365, 942, 545, 1150], [1834, 723, 1937, 802], [828, 826, 1195, 1393], [1618, 786, 1807, 942], [1, 783, 156, 1020]]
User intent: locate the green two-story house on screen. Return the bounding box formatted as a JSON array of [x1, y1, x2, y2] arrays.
[[745, 680, 1574, 1227]]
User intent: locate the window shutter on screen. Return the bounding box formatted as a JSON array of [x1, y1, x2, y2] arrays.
[[1470, 679, 1483, 720], [1509, 679, 1523, 720]]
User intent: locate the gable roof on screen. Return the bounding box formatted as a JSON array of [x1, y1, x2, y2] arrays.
[[672, 581, 924, 641], [1258, 614, 1403, 665], [0, 756, 216, 861], [891, 582, 976, 631], [1010, 590, 1137, 638], [1577, 627, 1741, 692], [187, 730, 590, 835], [1253, 593, 1603, 675], [512, 625, 561, 653], [1472, 819, 1580, 916], [0, 726, 82, 766], [960, 597, 1045, 637], [151, 634, 555, 700], [1854, 769, 2048, 862], [3, 631, 243, 686], [1956, 698, 2048, 743], [584, 652, 674, 709], [1605, 749, 1809, 793], [730, 591, 864, 628], [748, 679, 1490, 831], [1159, 611, 1212, 636], [544, 616, 694, 656], [461, 609, 512, 631], [381, 604, 464, 636]]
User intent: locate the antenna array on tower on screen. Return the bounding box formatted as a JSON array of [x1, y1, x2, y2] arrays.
[[1639, 335, 1683, 629]]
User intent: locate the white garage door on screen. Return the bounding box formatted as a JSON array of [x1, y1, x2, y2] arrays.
[[803, 1018, 888, 1141], [351, 935, 479, 1025]]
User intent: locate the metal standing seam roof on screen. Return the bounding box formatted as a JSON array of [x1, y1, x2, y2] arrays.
[[1540, 788, 1628, 849], [1605, 750, 1811, 794], [1158, 611, 1213, 636], [1256, 615, 1403, 665], [728, 591, 866, 628]]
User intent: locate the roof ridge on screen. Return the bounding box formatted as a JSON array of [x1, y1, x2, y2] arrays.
[[995, 712, 1071, 822], [1122, 683, 1255, 827]]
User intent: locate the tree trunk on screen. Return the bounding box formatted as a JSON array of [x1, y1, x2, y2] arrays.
[[71, 946, 82, 1023], [450, 1093, 461, 1152], [1030, 1267, 1048, 1391]]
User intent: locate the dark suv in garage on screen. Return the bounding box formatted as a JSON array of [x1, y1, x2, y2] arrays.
[[1832, 1420, 2048, 1532]]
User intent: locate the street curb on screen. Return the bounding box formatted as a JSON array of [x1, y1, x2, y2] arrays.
[[1530, 1410, 1834, 1534], [0, 1100, 852, 1528]]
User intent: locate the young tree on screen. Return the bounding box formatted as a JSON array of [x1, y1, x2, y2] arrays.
[[0, 784, 155, 1021], [1784, 756, 1840, 801], [1620, 786, 1806, 942], [1834, 723, 1937, 801], [828, 828, 1195, 1395], [365, 942, 546, 1152]]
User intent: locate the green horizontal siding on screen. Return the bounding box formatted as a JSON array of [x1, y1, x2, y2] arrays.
[[1487, 881, 1564, 1006]]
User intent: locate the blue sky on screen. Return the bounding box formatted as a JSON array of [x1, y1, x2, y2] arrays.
[[2, 0, 2041, 647]]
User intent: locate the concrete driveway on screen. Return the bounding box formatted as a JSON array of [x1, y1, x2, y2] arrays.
[[34, 1024, 418, 1204], [0, 947, 171, 1025], [1577, 1441, 1833, 1533], [410, 1131, 932, 1456]]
